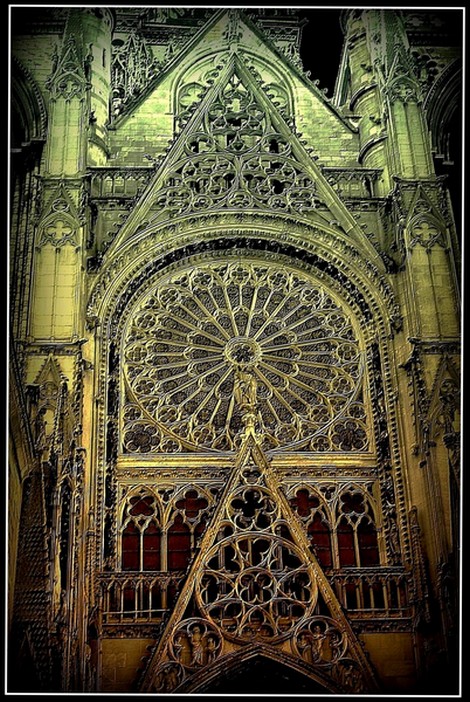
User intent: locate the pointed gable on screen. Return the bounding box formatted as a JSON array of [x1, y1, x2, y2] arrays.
[[33, 354, 68, 392], [406, 185, 448, 249], [138, 419, 379, 693], [45, 19, 88, 101], [107, 9, 360, 170], [107, 49, 370, 253]]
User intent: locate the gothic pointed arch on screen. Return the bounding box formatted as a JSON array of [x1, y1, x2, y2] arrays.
[[172, 647, 340, 694], [424, 58, 462, 167], [11, 57, 48, 152]]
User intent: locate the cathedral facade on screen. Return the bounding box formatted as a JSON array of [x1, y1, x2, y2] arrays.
[[8, 7, 462, 695]]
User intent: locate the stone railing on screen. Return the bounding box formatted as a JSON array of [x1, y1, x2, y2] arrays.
[[322, 167, 382, 199], [88, 168, 153, 200], [97, 571, 184, 623], [97, 566, 412, 625], [328, 567, 411, 617]]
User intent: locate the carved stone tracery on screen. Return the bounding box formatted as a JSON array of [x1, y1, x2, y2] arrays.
[[154, 68, 318, 219], [111, 32, 159, 116], [121, 260, 369, 453]]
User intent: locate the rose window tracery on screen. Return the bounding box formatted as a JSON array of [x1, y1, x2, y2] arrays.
[[195, 531, 317, 642], [121, 260, 368, 453]]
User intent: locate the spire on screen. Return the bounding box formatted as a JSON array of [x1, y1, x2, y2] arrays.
[[45, 9, 90, 101], [383, 12, 421, 104]]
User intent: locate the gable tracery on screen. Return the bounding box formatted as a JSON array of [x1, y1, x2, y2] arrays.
[[154, 61, 316, 221], [174, 52, 293, 132], [111, 31, 158, 117]]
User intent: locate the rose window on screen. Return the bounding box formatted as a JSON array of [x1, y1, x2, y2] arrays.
[[122, 260, 368, 453]]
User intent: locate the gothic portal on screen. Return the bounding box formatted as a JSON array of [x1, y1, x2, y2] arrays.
[[8, 7, 462, 695]]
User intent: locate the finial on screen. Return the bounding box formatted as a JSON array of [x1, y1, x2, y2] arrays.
[[224, 9, 243, 52]]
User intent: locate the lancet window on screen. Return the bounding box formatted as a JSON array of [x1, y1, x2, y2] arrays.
[[119, 488, 211, 573], [336, 490, 380, 567], [289, 485, 380, 570]]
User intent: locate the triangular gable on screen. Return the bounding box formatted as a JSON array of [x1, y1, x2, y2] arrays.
[[33, 354, 68, 393], [138, 387, 379, 694], [37, 181, 80, 229], [406, 184, 447, 229], [112, 9, 351, 129], [108, 51, 371, 255], [45, 23, 88, 100], [428, 354, 460, 428]]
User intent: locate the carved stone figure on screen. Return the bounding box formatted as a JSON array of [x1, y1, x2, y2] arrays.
[[189, 626, 204, 667]]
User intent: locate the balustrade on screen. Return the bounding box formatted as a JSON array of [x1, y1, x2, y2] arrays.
[[98, 567, 411, 625], [329, 568, 411, 617], [98, 572, 183, 623]]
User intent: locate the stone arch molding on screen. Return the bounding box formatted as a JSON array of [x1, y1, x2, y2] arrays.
[[88, 219, 401, 457], [163, 643, 344, 694], [11, 56, 48, 145], [88, 217, 400, 339]]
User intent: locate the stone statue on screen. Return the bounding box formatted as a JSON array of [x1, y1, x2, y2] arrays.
[[233, 367, 258, 411]]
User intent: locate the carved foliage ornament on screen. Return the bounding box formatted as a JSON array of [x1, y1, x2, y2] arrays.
[[111, 32, 159, 116], [121, 260, 368, 453]]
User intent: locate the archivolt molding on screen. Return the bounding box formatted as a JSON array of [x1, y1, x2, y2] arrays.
[[89, 224, 410, 574], [88, 218, 397, 336], [154, 640, 360, 694], [156, 643, 341, 693], [11, 56, 48, 144]]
